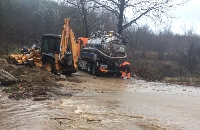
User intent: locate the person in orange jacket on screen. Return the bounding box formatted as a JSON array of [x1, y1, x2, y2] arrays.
[[119, 60, 131, 79]]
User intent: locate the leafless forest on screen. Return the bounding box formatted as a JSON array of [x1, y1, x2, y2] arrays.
[[1, 0, 200, 82]]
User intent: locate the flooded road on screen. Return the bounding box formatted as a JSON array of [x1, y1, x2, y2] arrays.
[[1, 73, 200, 130]]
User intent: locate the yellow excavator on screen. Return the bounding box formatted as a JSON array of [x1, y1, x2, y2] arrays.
[[7, 18, 79, 75]]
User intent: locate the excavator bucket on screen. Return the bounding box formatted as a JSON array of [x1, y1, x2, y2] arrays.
[[6, 54, 23, 64]]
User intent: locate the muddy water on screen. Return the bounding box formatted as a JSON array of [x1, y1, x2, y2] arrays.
[[1, 78, 200, 130]]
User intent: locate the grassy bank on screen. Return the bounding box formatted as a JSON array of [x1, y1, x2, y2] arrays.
[[130, 58, 200, 87]]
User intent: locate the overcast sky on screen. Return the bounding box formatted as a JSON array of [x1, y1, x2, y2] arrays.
[[56, 0, 199, 35], [169, 0, 200, 35], [125, 0, 200, 35]]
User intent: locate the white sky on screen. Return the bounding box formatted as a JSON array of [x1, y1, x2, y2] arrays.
[[171, 0, 200, 35], [125, 0, 200, 35], [135, 0, 200, 35]]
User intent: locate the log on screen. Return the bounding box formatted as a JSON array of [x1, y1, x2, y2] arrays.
[[0, 69, 18, 85]]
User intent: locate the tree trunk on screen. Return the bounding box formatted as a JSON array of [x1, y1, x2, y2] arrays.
[[117, 0, 125, 35], [80, 0, 89, 37]]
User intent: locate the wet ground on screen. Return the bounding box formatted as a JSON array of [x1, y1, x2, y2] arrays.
[[1, 71, 200, 130]]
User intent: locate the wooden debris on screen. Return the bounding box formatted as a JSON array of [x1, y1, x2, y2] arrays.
[[0, 69, 18, 85]]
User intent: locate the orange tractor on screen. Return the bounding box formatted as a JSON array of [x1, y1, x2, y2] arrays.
[[7, 18, 79, 75]]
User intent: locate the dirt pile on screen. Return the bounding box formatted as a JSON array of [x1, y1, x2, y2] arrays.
[[0, 58, 57, 85], [0, 58, 65, 100]]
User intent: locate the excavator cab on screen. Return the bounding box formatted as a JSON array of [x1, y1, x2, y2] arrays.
[[41, 34, 61, 54], [40, 34, 60, 73]]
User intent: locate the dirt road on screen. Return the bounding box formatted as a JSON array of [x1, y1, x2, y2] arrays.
[[1, 71, 200, 130]]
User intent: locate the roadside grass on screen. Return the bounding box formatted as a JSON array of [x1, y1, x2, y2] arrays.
[[130, 57, 200, 87], [164, 77, 200, 87]]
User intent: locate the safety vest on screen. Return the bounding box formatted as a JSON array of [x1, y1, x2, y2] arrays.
[[119, 61, 130, 67]]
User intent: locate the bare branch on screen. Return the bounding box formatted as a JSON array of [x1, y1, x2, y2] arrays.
[[122, 7, 153, 30], [65, 0, 189, 34], [93, 0, 120, 17]]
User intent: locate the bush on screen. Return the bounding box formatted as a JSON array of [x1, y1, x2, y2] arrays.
[[130, 59, 190, 81], [0, 43, 21, 57]]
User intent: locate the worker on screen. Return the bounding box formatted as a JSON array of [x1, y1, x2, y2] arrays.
[[119, 60, 131, 79]]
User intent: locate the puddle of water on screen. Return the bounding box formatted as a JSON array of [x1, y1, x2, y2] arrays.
[[1, 85, 200, 130]]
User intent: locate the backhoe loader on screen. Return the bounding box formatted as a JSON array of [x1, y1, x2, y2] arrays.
[[7, 18, 79, 75]]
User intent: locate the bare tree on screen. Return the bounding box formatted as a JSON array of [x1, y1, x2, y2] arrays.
[[93, 0, 188, 35], [62, 0, 96, 37], [182, 26, 200, 72]]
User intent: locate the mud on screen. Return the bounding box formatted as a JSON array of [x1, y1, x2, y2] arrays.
[[0, 58, 82, 100]]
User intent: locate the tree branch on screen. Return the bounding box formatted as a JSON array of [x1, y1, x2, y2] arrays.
[[93, 0, 119, 17], [122, 8, 153, 30]]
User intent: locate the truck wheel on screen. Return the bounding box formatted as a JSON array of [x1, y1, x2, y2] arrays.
[[44, 58, 56, 74], [87, 62, 91, 73], [115, 73, 121, 77], [78, 59, 81, 70], [92, 62, 97, 75]]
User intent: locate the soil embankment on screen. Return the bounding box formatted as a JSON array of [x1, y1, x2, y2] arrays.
[[0, 58, 83, 100]]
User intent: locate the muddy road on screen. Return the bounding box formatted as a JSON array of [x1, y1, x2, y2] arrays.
[[1, 71, 200, 130]]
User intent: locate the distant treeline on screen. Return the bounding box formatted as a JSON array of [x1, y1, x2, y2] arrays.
[[0, 0, 116, 47], [125, 26, 200, 79]]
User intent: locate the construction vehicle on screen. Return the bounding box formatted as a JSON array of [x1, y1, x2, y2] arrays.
[[6, 44, 42, 67], [77, 31, 127, 75], [6, 18, 78, 75]]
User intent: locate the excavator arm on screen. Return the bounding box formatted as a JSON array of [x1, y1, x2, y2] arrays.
[[59, 18, 78, 70]]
